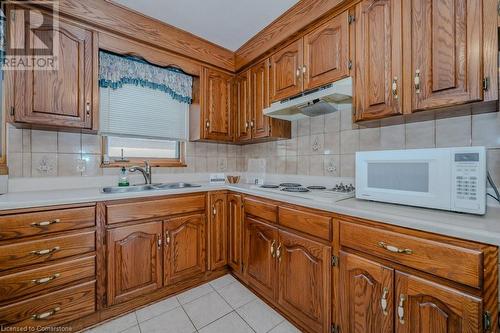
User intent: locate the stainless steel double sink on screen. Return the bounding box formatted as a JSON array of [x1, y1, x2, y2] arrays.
[[102, 182, 202, 193]]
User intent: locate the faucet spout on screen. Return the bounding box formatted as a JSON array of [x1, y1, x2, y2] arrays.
[[129, 161, 152, 184]]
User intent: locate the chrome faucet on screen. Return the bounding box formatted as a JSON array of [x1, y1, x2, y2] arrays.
[[129, 161, 152, 184]]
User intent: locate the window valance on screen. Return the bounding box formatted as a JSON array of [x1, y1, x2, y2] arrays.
[[98, 50, 193, 104]]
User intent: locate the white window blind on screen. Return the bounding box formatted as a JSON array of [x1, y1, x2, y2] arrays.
[[99, 84, 189, 141]]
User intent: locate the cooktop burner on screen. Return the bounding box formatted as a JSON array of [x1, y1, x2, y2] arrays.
[[279, 183, 302, 188], [260, 184, 280, 189], [281, 187, 310, 193], [307, 186, 327, 190]]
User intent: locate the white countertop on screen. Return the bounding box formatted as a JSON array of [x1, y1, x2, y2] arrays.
[[1, 182, 499, 246]]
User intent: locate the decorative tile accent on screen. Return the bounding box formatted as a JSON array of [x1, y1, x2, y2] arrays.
[[324, 155, 340, 177], [31, 153, 57, 177]]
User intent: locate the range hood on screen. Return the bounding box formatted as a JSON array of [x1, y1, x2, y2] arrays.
[[263, 77, 353, 121]]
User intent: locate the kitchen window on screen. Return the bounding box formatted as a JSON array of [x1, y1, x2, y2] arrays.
[[98, 50, 192, 167]]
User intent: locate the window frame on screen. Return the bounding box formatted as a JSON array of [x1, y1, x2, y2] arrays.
[[101, 136, 187, 168]]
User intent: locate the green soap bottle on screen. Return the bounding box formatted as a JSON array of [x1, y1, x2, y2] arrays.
[[118, 167, 130, 187]]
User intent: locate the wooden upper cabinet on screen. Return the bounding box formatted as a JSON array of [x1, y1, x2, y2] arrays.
[[164, 214, 206, 285], [202, 68, 233, 141], [395, 272, 482, 333], [250, 59, 271, 139], [244, 217, 278, 301], [270, 39, 303, 102], [12, 12, 95, 129], [339, 251, 394, 333], [209, 192, 228, 270], [106, 221, 163, 306], [228, 193, 243, 274], [408, 0, 483, 111], [234, 71, 252, 141], [277, 230, 331, 333], [355, 0, 403, 121], [304, 12, 350, 91]]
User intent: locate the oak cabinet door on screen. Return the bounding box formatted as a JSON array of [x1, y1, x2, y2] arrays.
[[354, 0, 403, 121], [304, 11, 350, 91], [234, 71, 252, 141], [106, 221, 163, 306], [209, 193, 228, 270], [164, 214, 206, 285], [409, 0, 482, 111], [228, 193, 243, 274], [13, 13, 94, 128], [244, 217, 278, 301], [277, 230, 331, 333], [395, 272, 482, 333], [270, 39, 303, 102], [202, 68, 233, 141], [339, 251, 394, 333], [250, 59, 271, 139]]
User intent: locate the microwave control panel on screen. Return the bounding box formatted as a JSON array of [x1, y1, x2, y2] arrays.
[[452, 151, 486, 214]]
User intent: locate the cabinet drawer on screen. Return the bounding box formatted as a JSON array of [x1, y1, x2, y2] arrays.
[[107, 194, 206, 224], [340, 222, 483, 288], [0, 255, 95, 302], [0, 281, 95, 328], [0, 206, 95, 240], [279, 207, 331, 241], [0, 231, 95, 271], [244, 197, 277, 223]]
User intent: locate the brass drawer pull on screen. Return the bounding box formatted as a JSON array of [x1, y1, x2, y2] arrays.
[[276, 243, 282, 262], [31, 246, 60, 256], [378, 242, 412, 254], [414, 69, 421, 94], [397, 294, 406, 324], [31, 219, 60, 227], [165, 231, 170, 245], [32, 307, 60, 320], [392, 77, 398, 99], [270, 240, 276, 258], [32, 273, 60, 285]]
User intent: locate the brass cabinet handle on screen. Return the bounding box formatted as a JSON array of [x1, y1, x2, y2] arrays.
[[378, 242, 413, 254], [31, 246, 60, 256], [31, 219, 60, 227], [32, 307, 60, 320], [276, 243, 282, 262], [392, 77, 399, 99], [302, 65, 307, 74], [212, 205, 217, 216], [157, 234, 162, 248], [165, 231, 170, 245], [380, 287, 389, 315], [250, 121, 254, 128], [414, 69, 421, 94], [206, 120, 210, 128], [270, 240, 276, 258], [296, 68, 301, 78], [397, 294, 406, 324], [85, 101, 91, 115], [245, 121, 249, 129], [32, 273, 60, 285]]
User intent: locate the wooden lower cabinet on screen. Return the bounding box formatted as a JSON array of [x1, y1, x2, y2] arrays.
[[164, 214, 206, 285], [277, 230, 331, 333], [244, 217, 278, 301], [106, 221, 163, 306], [339, 251, 394, 333], [395, 272, 482, 333], [209, 192, 228, 270], [228, 193, 243, 274]]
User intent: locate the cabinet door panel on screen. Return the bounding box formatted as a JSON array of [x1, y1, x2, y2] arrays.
[[340, 251, 394, 333], [164, 214, 206, 285], [251, 60, 270, 139], [228, 194, 243, 273], [14, 14, 93, 128], [270, 40, 303, 102], [410, 0, 482, 111], [278, 230, 331, 333], [234, 71, 252, 141], [355, 0, 403, 121], [304, 12, 349, 90], [107, 221, 162, 305], [395, 272, 482, 333], [203, 68, 233, 141], [209, 193, 228, 270], [244, 217, 278, 301]]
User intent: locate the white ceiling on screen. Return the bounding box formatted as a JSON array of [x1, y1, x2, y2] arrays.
[[114, 0, 299, 51]]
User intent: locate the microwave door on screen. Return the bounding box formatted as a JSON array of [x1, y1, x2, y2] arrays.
[[357, 154, 451, 210]]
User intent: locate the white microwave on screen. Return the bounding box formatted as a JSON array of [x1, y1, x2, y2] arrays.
[[355, 147, 487, 215]]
